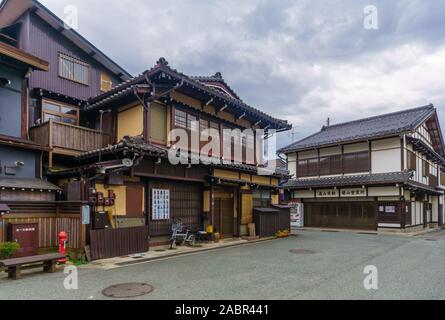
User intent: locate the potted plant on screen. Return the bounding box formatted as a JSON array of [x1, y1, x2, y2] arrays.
[[0, 242, 21, 259]]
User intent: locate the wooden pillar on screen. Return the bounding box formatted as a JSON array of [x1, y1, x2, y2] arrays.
[[143, 101, 152, 141], [400, 200, 406, 229], [145, 179, 150, 228], [48, 119, 53, 168], [210, 184, 215, 230], [237, 188, 242, 237]]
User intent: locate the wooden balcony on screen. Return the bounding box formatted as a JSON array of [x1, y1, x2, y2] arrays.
[[429, 174, 438, 188], [30, 120, 112, 165]]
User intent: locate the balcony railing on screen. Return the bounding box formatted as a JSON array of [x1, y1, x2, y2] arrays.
[[429, 174, 438, 188], [30, 120, 112, 156]]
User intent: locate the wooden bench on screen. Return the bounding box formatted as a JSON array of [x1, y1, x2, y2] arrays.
[[0, 253, 65, 280]]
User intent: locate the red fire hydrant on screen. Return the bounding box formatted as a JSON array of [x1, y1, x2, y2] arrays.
[[58, 231, 68, 264]]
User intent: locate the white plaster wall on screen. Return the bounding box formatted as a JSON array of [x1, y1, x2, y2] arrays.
[[293, 190, 315, 199], [287, 153, 297, 178], [298, 150, 318, 160], [432, 196, 438, 222], [371, 138, 401, 174], [319, 146, 341, 157], [368, 186, 400, 197], [441, 195, 445, 225], [344, 142, 368, 154]]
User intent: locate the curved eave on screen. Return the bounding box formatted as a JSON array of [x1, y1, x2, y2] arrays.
[[86, 64, 291, 132]]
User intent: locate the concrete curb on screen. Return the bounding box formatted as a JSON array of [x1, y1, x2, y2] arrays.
[[294, 227, 442, 238], [112, 237, 277, 267]]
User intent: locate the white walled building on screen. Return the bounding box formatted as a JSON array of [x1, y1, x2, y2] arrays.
[[280, 105, 445, 231]]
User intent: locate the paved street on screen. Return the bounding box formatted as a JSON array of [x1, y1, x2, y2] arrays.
[[1, 230, 445, 300]]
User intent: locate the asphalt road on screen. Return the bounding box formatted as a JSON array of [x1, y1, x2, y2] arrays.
[[1, 229, 445, 300]]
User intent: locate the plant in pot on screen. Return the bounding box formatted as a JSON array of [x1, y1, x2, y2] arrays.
[[0, 242, 21, 259]]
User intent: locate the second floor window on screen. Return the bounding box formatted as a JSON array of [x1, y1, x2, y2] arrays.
[[100, 72, 113, 92], [343, 151, 370, 174], [319, 155, 342, 175], [407, 150, 417, 171], [297, 151, 370, 178], [41, 99, 79, 125], [422, 160, 430, 177], [253, 189, 271, 208], [174, 109, 187, 129], [59, 53, 90, 85]]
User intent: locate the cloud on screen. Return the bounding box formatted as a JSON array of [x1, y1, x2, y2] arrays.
[[40, 0, 445, 149]]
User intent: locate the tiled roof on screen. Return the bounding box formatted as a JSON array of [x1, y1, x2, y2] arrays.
[[0, 178, 61, 191], [190, 72, 242, 101], [279, 105, 435, 153], [76, 136, 288, 177], [76, 136, 167, 160], [283, 171, 413, 189], [85, 58, 291, 131]]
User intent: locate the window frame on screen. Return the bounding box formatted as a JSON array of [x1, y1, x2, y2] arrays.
[[407, 150, 417, 171], [252, 189, 271, 208], [100, 72, 113, 92], [297, 151, 370, 178], [422, 159, 430, 177], [174, 109, 187, 129], [343, 151, 370, 174], [172, 106, 256, 163], [58, 53, 90, 86], [41, 99, 79, 126]]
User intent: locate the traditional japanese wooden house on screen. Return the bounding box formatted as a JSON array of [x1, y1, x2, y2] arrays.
[[0, 0, 131, 256], [1, 0, 292, 260], [0, 0, 132, 168], [0, 36, 69, 245], [280, 105, 445, 232], [50, 58, 291, 258]]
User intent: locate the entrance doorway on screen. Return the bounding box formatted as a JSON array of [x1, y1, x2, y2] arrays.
[[213, 188, 236, 238], [304, 202, 376, 230]]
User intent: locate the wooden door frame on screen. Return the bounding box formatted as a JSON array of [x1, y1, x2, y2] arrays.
[[213, 186, 237, 238], [423, 201, 429, 228]]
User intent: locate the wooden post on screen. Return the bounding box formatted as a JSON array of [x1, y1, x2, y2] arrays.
[[400, 201, 406, 229], [237, 187, 242, 238], [144, 101, 152, 141], [210, 184, 214, 232], [48, 119, 53, 168]]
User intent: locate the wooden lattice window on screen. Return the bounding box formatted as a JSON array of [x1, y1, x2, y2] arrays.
[[59, 53, 89, 85], [407, 150, 417, 171], [343, 151, 370, 174], [100, 72, 113, 92]]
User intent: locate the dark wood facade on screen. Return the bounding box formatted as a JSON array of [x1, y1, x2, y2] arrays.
[[1, 1, 290, 260], [2, 2, 127, 101]]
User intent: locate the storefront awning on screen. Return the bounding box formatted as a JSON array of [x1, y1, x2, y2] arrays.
[[208, 176, 279, 189], [283, 171, 413, 190], [0, 203, 11, 214], [0, 178, 61, 192]]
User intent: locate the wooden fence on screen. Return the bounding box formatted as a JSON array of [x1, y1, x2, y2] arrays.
[[0, 201, 86, 249], [89, 226, 149, 260]]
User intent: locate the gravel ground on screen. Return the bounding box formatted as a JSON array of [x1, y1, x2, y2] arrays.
[[1, 229, 444, 300]]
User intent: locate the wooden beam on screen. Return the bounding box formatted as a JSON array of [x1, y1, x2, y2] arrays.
[[0, 41, 49, 71]]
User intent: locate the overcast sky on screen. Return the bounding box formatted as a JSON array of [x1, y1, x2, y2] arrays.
[[41, 0, 445, 149]]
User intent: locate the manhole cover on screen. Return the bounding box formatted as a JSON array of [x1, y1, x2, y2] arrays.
[[102, 283, 154, 298], [425, 238, 438, 242], [289, 249, 317, 254]]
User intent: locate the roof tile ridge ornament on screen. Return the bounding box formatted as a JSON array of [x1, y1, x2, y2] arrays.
[[156, 57, 169, 67], [214, 72, 222, 79]]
